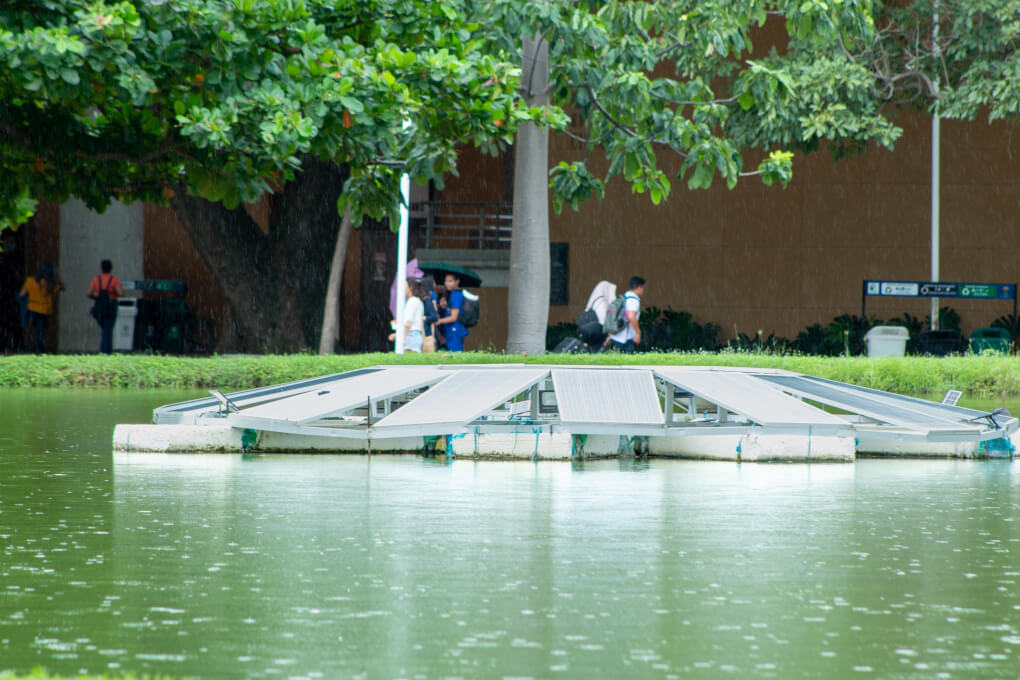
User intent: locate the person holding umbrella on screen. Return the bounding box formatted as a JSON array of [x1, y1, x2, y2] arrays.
[[435, 272, 468, 352]]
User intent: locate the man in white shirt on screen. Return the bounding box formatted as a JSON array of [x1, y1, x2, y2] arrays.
[[608, 276, 645, 353]]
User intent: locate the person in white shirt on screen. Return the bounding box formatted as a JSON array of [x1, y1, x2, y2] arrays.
[[608, 276, 645, 353], [389, 278, 426, 353]]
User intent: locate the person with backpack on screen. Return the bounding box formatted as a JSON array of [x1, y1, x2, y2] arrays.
[[605, 276, 645, 354], [435, 272, 469, 352], [86, 259, 125, 354], [18, 261, 65, 354]]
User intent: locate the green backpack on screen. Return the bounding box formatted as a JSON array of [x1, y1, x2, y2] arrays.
[[602, 294, 627, 335]]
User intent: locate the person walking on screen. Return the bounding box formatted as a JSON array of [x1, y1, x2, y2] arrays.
[[607, 276, 645, 354], [18, 261, 65, 354], [87, 259, 125, 354], [389, 277, 426, 353], [435, 273, 469, 352]]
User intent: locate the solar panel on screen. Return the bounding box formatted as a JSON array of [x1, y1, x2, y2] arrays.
[[235, 367, 447, 424], [759, 374, 970, 431], [370, 368, 550, 432], [655, 368, 846, 426], [154, 368, 384, 423], [552, 369, 662, 425]]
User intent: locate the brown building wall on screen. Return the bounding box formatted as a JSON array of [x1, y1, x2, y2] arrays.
[[420, 145, 514, 351], [520, 108, 1019, 343], [11, 110, 1014, 355]]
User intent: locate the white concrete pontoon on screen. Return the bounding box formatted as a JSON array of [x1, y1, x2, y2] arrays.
[[113, 364, 1017, 461]]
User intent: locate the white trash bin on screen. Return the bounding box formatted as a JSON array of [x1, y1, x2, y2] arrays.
[[113, 298, 138, 352], [864, 325, 909, 358]]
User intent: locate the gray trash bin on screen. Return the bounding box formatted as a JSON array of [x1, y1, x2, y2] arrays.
[[113, 298, 138, 351], [864, 325, 909, 357]]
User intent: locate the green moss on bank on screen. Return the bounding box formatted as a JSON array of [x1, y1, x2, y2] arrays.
[[1, 352, 1018, 396]]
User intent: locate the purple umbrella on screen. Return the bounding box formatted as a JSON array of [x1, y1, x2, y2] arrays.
[[390, 258, 425, 318]]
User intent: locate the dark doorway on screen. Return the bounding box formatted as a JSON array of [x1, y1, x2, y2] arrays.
[[0, 228, 27, 353], [358, 222, 399, 352]]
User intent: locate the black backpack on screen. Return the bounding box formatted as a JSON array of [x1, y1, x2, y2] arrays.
[[459, 290, 479, 327], [91, 275, 116, 322], [577, 308, 604, 344], [423, 295, 439, 327]]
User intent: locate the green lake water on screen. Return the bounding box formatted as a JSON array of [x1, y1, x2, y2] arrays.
[[1, 389, 1019, 679]]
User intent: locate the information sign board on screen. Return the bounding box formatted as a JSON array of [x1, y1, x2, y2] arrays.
[[863, 281, 1015, 300], [862, 280, 1016, 320]]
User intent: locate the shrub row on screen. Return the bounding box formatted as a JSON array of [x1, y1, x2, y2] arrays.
[[548, 306, 1018, 357]]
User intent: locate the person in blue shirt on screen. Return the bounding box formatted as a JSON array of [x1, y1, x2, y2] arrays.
[[435, 273, 469, 352]]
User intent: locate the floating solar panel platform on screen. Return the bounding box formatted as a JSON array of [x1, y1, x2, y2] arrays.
[[114, 365, 1018, 461]]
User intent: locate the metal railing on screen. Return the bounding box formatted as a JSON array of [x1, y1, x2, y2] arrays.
[[411, 201, 512, 250]]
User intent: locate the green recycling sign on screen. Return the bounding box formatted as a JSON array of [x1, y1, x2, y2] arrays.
[[864, 281, 1016, 300]]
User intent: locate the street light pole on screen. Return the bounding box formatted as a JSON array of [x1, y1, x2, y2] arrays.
[[394, 120, 411, 354], [930, 2, 941, 331]]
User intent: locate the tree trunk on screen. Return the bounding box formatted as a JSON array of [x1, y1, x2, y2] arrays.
[[506, 35, 551, 355], [318, 206, 354, 354], [170, 158, 343, 353]]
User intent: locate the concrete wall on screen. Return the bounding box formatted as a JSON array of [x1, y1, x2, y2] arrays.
[[58, 199, 144, 353]]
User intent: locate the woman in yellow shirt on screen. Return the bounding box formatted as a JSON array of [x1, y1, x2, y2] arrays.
[[18, 261, 65, 354]]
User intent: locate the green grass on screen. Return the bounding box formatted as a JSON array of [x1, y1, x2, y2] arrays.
[[1, 351, 1018, 396]]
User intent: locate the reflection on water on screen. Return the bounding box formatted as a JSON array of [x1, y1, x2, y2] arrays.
[[1, 389, 1018, 678]]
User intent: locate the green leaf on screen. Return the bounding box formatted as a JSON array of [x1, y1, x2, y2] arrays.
[[60, 68, 79, 85], [688, 163, 714, 190], [339, 96, 364, 113]]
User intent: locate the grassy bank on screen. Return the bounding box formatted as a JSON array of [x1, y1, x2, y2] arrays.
[[1, 352, 1019, 396]]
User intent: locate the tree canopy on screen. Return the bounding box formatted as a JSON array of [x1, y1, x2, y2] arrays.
[[867, 0, 1019, 121], [480, 0, 1018, 353], [0, 0, 527, 232], [484, 0, 1016, 213], [3, 1, 1015, 232], [480, 0, 905, 218]]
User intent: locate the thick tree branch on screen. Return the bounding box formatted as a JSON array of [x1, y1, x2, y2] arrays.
[[584, 84, 638, 137]]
